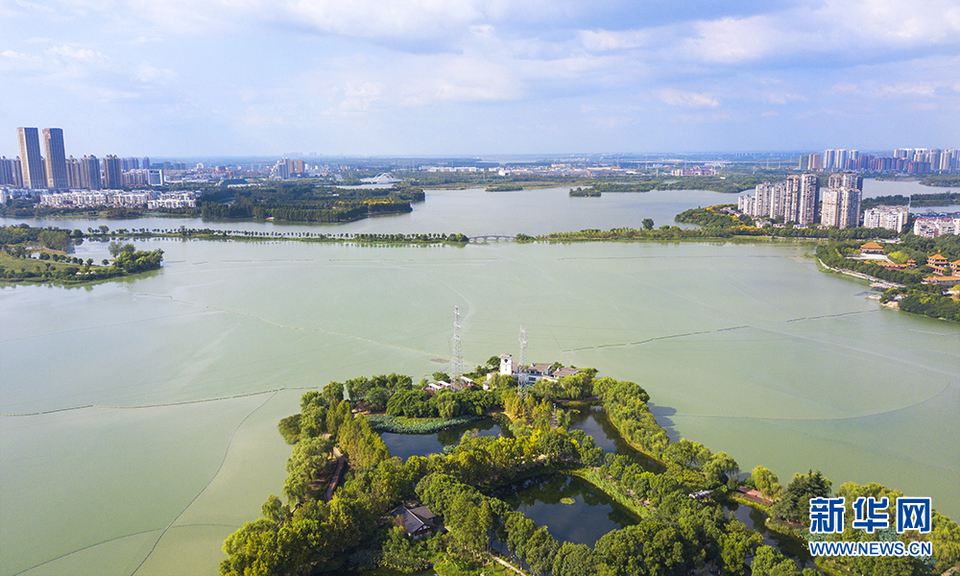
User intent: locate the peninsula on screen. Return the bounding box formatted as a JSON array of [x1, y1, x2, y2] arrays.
[[219, 362, 960, 576]]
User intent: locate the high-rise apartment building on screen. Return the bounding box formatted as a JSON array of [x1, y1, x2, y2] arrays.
[[808, 153, 822, 171], [17, 127, 45, 189], [65, 156, 81, 188], [822, 186, 861, 228], [42, 128, 68, 189], [103, 155, 123, 189], [738, 173, 818, 225], [822, 149, 835, 172], [796, 173, 819, 225], [835, 149, 848, 171], [828, 172, 863, 191], [80, 155, 102, 190], [0, 156, 22, 187]]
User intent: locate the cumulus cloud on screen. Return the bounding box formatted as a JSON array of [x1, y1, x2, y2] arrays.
[[134, 64, 175, 83], [0, 49, 44, 72], [2, 0, 957, 153], [659, 88, 720, 108], [48, 44, 108, 62]]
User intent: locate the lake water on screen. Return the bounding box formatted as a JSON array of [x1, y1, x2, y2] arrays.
[[489, 474, 637, 547], [567, 405, 664, 472], [379, 418, 506, 460], [1, 179, 958, 575], [722, 502, 814, 569]]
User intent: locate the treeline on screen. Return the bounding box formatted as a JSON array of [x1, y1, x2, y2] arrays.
[[920, 175, 960, 188], [76, 226, 472, 246], [862, 191, 960, 210], [385, 388, 500, 420], [593, 377, 670, 461], [538, 226, 720, 242], [0, 224, 78, 251], [197, 183, 423, 223]]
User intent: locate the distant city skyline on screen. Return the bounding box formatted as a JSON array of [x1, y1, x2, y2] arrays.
[[2, 0, 958, 156]]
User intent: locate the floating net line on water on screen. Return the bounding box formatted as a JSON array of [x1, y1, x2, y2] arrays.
[[0, 387, 310, 417]]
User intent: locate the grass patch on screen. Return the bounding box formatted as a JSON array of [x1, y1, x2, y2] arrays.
[[728, 493, 773, 516], [367, 413, 485, 434], [567, 467, 652, 519]]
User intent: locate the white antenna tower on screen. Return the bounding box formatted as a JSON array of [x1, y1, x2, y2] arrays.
[[518, 326, 529, 400], [519, 326, 527, 367], [452, 306, 463, 379]]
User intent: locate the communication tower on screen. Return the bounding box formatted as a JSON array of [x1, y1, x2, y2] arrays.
[[519, 326, 527, 367], [518, 326, 529, 399], [452, 306, 463, 380]]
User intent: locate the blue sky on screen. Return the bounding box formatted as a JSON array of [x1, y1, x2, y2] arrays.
[[1, 0, 958, 157]]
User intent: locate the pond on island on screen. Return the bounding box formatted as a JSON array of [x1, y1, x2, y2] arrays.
[[489, 474, 638, 546], [378, 417, 506, 460], [722, 501, 815, 569], [567, 405, 664, 472]]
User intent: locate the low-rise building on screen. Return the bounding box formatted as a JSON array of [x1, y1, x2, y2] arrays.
[[914, 215, 960, 238], [391, 504, 441, 539]]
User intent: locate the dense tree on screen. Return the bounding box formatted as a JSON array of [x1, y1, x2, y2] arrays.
[[718, 519, 762, 576], [751, 465, 782, 499], [751, 545, 802, 576], [772, 469, 832, 524]]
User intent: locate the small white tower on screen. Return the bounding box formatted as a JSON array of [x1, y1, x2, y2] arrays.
[[499, 354, 513, 376]]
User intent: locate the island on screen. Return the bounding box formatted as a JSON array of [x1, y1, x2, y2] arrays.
[[219, 360, 960, 576], [0, 225, 162, 283]]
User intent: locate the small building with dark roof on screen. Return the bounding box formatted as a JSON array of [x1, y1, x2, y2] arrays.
[[391, 504, 442, 539]]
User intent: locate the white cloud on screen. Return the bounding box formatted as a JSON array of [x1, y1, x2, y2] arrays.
[[134, 63, 175, 83], [48, 44, 108, 62], [0, 49, 44, 71], [659, 88, 720, 108]]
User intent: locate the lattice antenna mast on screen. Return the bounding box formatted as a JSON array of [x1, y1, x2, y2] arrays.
[[519, 326, 527, 367], [452, 306, 463, 380], [518, 325, 529, 399]]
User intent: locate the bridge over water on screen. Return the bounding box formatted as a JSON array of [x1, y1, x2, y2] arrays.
[[468, 234, 515, 243]]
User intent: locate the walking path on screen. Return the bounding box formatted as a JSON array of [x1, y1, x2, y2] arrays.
[[487, 552, 527, 576], [817, 257, 903, 287], [324, 447, 345, 502]]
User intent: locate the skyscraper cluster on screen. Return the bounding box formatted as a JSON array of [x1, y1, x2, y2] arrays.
[[0, 127, 161, 190], [799, 148, 959, 173]]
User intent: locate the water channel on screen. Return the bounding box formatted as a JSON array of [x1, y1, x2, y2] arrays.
[[1, 180, 957, 575]]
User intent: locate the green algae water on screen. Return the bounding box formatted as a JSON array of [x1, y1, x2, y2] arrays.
[[1, 182, 957, 575]]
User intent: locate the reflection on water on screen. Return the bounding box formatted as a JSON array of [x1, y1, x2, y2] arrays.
[[567, 405, 664, 473], [379, 417, 506, 460], [490, 474, 637, 546], [723, 501, 815, 569]]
